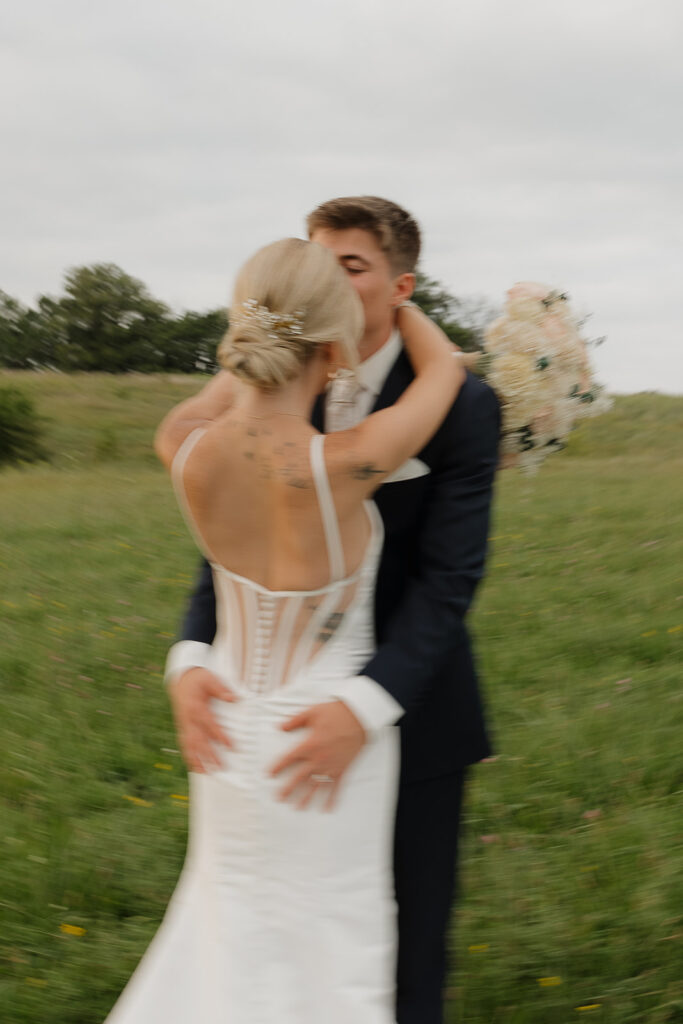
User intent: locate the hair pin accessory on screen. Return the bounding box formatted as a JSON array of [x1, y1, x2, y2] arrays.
[[232, 299, 306, 341]]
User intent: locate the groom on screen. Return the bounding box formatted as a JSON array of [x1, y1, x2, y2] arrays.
[[165, 196, 500, 1023]]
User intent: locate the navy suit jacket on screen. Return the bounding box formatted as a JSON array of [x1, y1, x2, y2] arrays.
[[179, 352, 501, 783]]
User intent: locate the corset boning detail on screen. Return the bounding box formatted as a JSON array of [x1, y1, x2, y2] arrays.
[[210, 535, 380, 696]]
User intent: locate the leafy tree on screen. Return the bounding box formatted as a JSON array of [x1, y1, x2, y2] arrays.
[[412, 271, 495, 351], [53, 263, 170, 372], [0, 291, 75, 369], [0, 292, 33, 368], [161, 309, 227, 373]]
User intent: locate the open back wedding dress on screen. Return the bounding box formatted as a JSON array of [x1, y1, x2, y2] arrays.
[[105, 431, 400, 1024]]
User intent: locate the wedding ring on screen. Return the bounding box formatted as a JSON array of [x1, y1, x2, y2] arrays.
[[311, 773, 333, 784]]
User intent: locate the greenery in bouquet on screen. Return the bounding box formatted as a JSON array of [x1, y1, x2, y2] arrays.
[[461, 282, 612, 472]]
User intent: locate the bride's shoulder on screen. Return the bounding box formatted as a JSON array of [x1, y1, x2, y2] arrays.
[[178, 419, 242, 481]]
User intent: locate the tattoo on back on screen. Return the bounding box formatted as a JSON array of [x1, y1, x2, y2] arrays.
[[317, 611, 344, 643], [281, 461, 311, 489], [351, 463, 384, 481]]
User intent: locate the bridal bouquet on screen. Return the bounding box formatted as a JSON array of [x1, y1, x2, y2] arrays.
[[462, 282, 612, 472]]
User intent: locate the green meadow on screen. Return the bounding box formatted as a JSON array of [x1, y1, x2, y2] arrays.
[[1, 371, 681, 1023]]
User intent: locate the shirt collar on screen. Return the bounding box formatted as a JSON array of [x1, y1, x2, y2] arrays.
[[357, 329, 402, 397]]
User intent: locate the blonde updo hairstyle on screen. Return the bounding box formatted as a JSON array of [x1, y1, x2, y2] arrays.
[[218, 238, 363, 391]]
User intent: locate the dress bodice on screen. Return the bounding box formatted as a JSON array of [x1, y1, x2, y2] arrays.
[[172, 430, 384, 694]]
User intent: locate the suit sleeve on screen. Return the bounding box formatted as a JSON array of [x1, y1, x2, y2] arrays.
[[164, 559, 217, 685], [336, 380, 500, 724], [180, 559, 217, 644]]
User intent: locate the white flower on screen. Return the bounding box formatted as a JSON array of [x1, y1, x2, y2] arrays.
[[484, 319, 547, 359], [488, 351, 538, 396], [530, 402, 576, 446], [505, 282, 555, 324], [487, 352, 546, 431]]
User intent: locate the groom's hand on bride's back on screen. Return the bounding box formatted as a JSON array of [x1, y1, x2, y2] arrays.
[[169, 667, 238, 774]]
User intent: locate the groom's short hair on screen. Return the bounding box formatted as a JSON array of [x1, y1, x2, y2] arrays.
[[306, 196, 421, 276]]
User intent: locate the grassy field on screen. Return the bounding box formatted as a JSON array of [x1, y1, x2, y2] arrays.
[[1, 371, 681, 1023]]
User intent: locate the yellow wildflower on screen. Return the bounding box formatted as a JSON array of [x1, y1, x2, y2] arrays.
[[60, 923, 86, 936], [538, 976, 563, 987], [122, 795, 153, 807]]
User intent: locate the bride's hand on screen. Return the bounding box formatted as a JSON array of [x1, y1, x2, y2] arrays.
[[396, 302, 464, 382]]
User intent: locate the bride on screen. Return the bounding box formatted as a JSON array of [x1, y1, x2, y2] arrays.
[[104, 237, 463, 1023]]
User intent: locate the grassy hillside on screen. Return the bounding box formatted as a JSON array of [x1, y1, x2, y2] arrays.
[[1, 372, 682, 1023]]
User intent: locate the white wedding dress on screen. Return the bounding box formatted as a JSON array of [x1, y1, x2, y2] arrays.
[[105, 432, 400, 1023]]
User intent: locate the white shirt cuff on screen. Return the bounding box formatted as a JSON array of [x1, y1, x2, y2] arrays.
[[164, 640, 214, 687], [332, 675, 404, 734]]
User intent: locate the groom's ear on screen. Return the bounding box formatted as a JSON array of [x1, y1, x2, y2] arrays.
[[391, 272, 416, 307]]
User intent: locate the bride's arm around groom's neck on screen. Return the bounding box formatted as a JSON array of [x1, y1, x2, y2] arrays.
[[155, 371, 235, 469]]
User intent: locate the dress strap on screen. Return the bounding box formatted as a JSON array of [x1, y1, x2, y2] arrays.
[[170, 427, 214, 562], [309, 433, 346, 582]]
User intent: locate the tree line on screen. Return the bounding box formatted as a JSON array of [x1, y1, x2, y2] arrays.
[[0, 263, 485, 374]]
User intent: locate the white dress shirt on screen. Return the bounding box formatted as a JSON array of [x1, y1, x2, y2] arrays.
[[165, 330, 405, 734]]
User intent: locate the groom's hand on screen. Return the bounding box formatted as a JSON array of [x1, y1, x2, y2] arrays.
[[269, 701, 366, 811], [169, 667, 238, 774]]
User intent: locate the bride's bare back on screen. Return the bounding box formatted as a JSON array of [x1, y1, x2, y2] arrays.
[[176, 413, 373, 593], [172, 415, 384, 695]]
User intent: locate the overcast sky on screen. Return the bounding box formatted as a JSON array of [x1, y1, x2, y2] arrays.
[[2, 0, 681, 393]]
